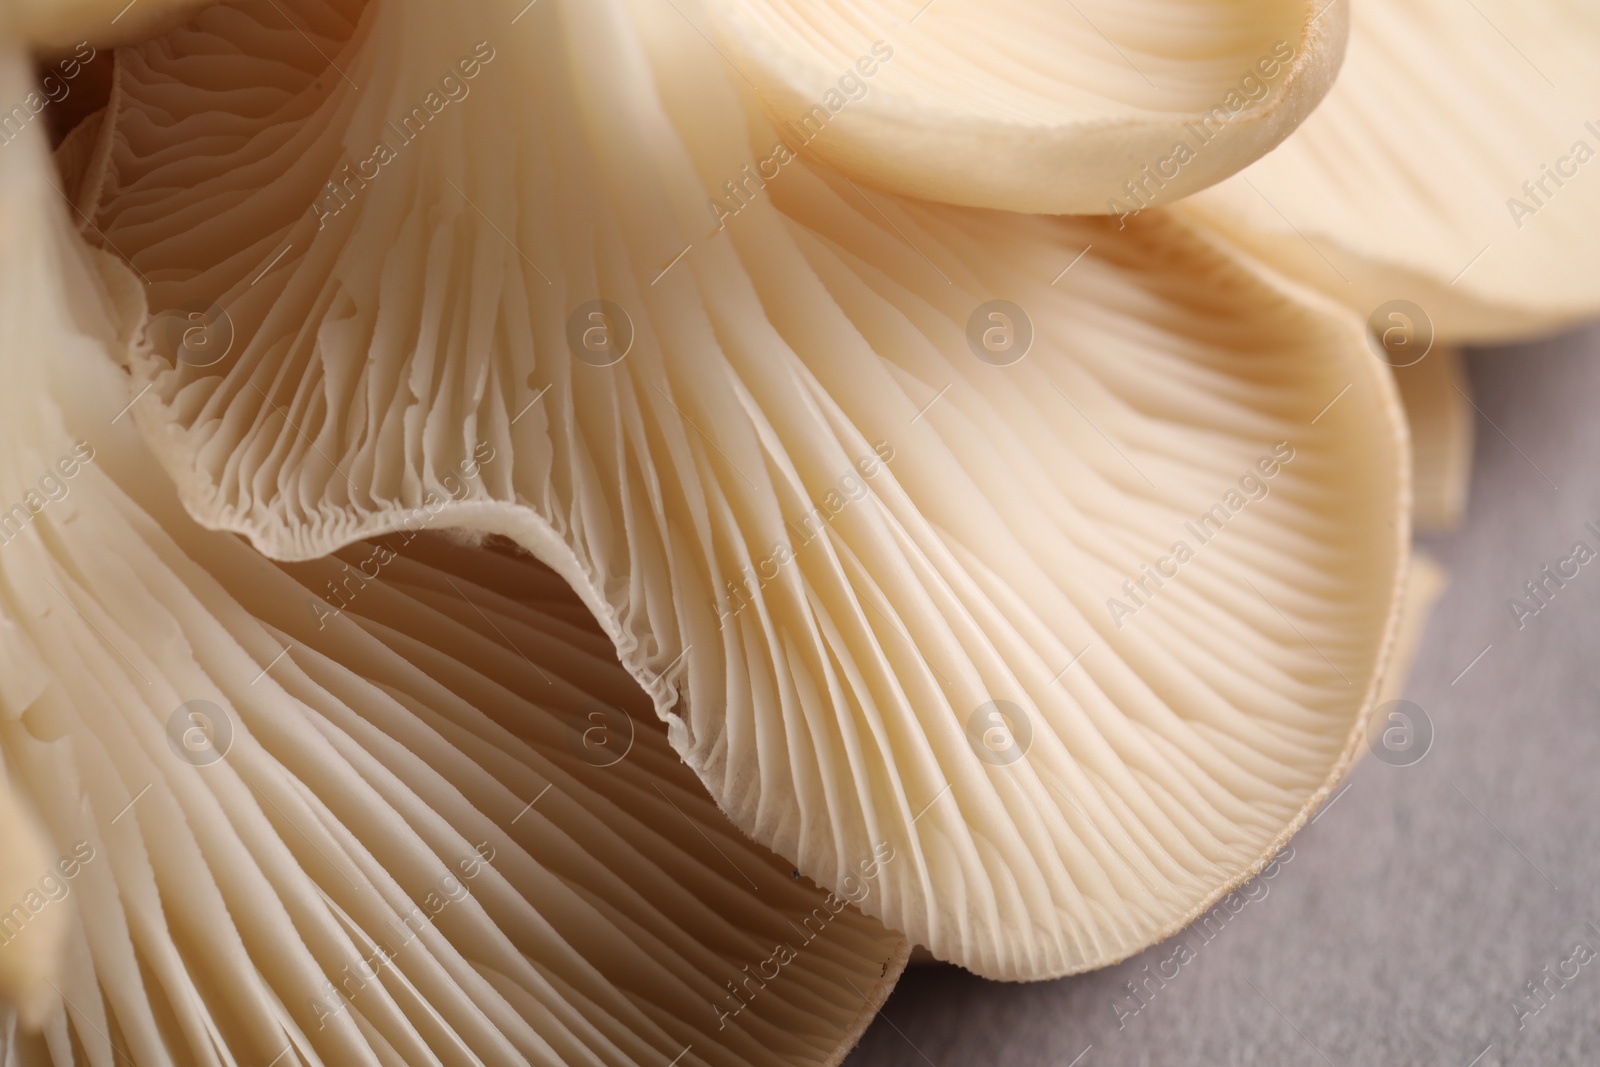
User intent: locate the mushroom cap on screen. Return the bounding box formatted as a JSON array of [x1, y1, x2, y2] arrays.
[[697, 0, 1347, 214], [82, 0, 1410, 979], [1175, 0, 1600, 342], [0, 68, 906, 1064]]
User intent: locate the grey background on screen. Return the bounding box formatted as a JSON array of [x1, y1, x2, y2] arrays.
[[845, 329, 1600, 1067]]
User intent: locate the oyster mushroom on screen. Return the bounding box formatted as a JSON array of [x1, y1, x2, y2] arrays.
[[0, 73, 906, 1065], [1176, 0, 1600, 341], [78, 0, 1411, 981], [696, 0, 1348, 213]]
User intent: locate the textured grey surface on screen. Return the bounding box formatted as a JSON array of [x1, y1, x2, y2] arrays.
[[844, 329, 1600, 1067]]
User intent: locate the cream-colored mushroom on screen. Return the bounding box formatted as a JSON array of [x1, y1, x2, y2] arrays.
[[75, 0, 1412, 981], [0, 59, 906, 1064], [697, 0, 1347, 214], [1176, 0, 1600, 341]]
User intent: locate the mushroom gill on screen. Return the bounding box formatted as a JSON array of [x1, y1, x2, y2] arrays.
[[79, 0, 1409, 980], [0, 70, 906, 1065]]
